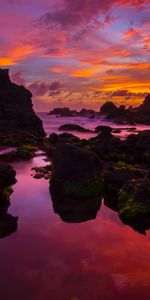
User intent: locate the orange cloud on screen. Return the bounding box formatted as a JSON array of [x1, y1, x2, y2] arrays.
[[70, 69, 98, 77], [11, 45, 34, 59], [0, 45, 35, 67], [0, 57, 15, 66]]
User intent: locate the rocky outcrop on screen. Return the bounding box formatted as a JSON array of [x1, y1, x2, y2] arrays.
[[0, 69, 45, 137], [100, 101, 117, 116], [100, 94, 150, 125]]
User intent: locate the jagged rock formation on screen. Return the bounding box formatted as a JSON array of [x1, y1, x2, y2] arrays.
[[0, 69, 45, 137], [100, 94, 150, 124]]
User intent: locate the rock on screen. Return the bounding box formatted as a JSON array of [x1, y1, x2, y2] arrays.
[[103, 166, 146, 210], [48, 107, 74, 116], [0, 69, 45, 137], [0, 214, 18, 238], [32, 165, 51, 179], [0, 164, 16, 188], [48, 133, 80, 145], [51, 192, 102, 223], [100, 101, 117, 115], [137, 94, 150, 114], [112, 129, 121, 134], [99, 94, 150, 125], [33, 172, 44, 179], [0, 145, 37, 162], [58, 124, 92, 133], [89, 133, 122, 162], [50, 143, 103, 222], [118, 177, 150, 234], [78, 108, 96, 118], [0, 164, 17, 238], [95, 125, 112, 134], [48, 133, 59, 145]]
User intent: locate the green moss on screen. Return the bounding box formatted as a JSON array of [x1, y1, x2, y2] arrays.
[[0, 144, 37, 162], [19, 144, 37, 152], [114, 161, 134, 169], [118, 188, 150, 223]]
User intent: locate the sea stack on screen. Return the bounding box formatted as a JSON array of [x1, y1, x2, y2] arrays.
[[0, 69, 45, 137]]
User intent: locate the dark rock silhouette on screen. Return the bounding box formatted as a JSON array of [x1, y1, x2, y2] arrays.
[[100, 101, 117, 115], [0, 164, 16, 188], [0, 69, 45, 137], [49, 132, 80, 145], [100, 94, 150, 124], [0, 212, 18, 238], [58, 123, 92, 133], [95, 125, 112, 134], [50, 143, 103, 222], [118, 177, 150, 234], [48, 107, 97, 118], [0, 163, 18, 238], [137, 94, 150, 114], [48, 107, 74, 116]]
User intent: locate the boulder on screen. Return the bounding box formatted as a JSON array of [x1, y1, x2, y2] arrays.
[[95, 125, 112, 134], [58, 124, 92, 133], [50, 143, 104, 221]]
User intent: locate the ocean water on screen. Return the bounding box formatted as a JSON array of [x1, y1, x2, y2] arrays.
[[39, 113, 150, 139], [0, 114, 150, 300]]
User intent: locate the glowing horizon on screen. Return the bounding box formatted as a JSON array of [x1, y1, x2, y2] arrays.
[[0, 0, 150, 111]]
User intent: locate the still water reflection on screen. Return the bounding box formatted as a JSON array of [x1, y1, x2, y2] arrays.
[[0, 154, 150, 299]]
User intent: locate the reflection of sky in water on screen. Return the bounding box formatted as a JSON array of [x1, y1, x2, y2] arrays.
[[39, 113, 150, 140], [1, 116, 150, 299]]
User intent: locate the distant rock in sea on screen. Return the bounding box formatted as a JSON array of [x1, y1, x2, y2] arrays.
[[0, 69, 45, 137], [99, 93, 150, 125], [48, 107, 97, 118], [48, 107, 75, 116]]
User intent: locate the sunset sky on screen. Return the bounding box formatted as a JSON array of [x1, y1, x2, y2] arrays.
[[0, 0, 150, 111]]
